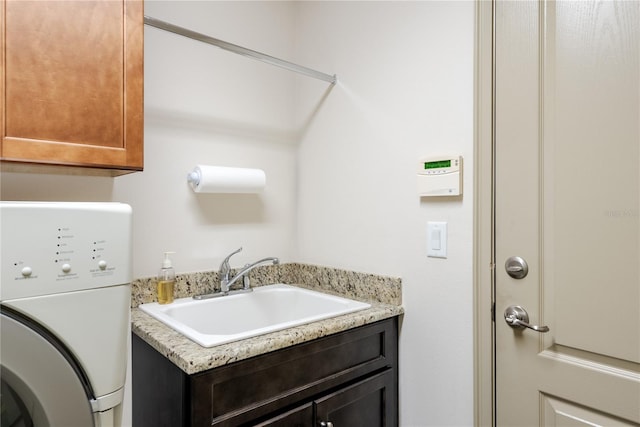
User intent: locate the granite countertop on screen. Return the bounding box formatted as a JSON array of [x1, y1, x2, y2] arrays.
[[131, 263, 404, 375]]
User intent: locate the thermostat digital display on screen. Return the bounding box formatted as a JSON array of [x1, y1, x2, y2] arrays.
[[424, 160, 451, 170], [417, 156, 462, 197]]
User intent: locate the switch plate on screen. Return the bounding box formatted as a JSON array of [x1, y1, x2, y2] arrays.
[[427, 222, 447, 258]]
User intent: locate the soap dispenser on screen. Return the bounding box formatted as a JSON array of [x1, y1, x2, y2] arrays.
[[157, 252, 176, 304]]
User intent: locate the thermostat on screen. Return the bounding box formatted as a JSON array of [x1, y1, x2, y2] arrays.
[[417, 156, 462, 196]]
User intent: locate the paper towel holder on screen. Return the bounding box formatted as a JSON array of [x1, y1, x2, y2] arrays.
[[186, 165, 266, 194]]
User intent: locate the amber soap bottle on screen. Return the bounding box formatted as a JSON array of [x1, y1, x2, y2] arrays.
[[157, 252, 176, 304]]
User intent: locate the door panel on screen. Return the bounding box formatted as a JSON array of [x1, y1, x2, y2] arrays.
[[543, 395, 637, 427], [549, 0, 639, 363], [495, 0, 640, 425]]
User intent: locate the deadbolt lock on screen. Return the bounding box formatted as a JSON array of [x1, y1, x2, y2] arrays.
[[505, 256, 528, 279]]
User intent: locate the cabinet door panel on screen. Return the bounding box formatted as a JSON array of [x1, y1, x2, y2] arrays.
[[315, 369, 397, 427], [253, 403, 313, 427], [5, 1, 122, 147]]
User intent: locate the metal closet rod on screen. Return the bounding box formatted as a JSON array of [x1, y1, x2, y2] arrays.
[[144, 16, 337, 84]]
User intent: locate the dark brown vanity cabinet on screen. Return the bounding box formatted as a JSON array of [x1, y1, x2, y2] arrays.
[[133, 317, 398, 427]]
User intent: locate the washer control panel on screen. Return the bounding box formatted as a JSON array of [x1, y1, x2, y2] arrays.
[[1, 202, 132, 301]]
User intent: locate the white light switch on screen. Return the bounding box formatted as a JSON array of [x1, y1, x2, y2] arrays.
[[427, 222, 447, 258]]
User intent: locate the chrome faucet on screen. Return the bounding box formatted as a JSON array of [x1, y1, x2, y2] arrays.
[[194, 247, 279, 300]]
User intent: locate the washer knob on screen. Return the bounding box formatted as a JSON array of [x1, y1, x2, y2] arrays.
[[21, 266, 33, 277], [98, 260, 108, 270], [61, 263, 72, 274]]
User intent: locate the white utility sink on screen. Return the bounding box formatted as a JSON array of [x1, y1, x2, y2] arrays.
[[139, 284, 371, 347]]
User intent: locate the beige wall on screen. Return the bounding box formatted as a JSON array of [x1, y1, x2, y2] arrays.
[[1, 2, 475, 425], [294, 2, 475, 425]]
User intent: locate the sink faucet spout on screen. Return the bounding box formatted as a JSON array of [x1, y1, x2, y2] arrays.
[[221, 257, 280, 293]]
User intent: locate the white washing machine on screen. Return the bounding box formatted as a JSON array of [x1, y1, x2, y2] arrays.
[[0, 202, 132, 427]]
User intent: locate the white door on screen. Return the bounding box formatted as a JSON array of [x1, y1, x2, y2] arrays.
[[495, 0, 640, 425]]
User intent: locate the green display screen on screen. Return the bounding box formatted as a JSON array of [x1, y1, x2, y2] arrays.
[[424, 160, 451, 170]]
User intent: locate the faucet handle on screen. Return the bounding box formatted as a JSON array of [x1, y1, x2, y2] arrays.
[[220, 247, 242, 277]]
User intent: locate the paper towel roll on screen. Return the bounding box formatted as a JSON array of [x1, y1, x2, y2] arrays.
[[187, 165, 266, 193]]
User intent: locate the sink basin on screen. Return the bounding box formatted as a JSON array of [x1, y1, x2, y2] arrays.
[[139, 284, 371, 347]]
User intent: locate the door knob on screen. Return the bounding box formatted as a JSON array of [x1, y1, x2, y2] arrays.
[[504, 305, 549, 333], [320, 422, 334, 427], [505, 256, 528, 279]]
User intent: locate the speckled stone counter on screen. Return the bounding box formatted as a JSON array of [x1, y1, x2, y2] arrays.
[[131, 263, 403, 375]]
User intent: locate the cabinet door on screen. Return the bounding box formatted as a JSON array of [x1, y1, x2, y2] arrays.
[[253, 403, 313, 427], [315, 370, 397, 427], [0, 0, 143, 174]]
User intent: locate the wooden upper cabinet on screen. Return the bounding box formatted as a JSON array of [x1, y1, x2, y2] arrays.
[[1, 0, 143, 175]]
